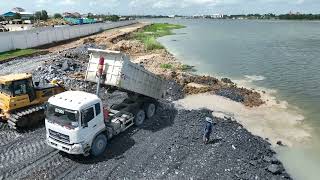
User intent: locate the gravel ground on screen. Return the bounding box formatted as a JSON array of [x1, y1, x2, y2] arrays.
[[0, 44, 291, 179], [0, 106, 290, 180]]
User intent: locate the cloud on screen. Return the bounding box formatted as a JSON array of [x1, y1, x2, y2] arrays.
[[59, 0, 76, 5], [129, 0, 245, 9], [0, 0, 318, 15], [89, 0, 118, 7], [129, 0, 221, 9], [36, 0, 52, 7]]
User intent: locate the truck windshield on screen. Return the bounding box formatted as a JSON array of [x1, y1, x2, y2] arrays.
[[0, 84, 13, 96], [46, 104, 79, 129]]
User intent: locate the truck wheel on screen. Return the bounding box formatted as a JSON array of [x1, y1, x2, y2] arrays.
[[134, 109, 145, 126], [144, 103, 156, 119], [91, 134, 107, 157]]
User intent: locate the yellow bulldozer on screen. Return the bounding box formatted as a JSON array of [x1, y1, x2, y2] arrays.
[[0, 73, 65, 129]]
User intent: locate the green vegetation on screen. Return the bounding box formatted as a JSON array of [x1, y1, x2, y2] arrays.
[[226, 13, 320, 20], [13, 13, 22, 20], [133, 23, 185, 50], [105, 15, 120, 22], [0, 49, 38, 62], [279, 14, 320, 20], [179, 64, 196, 72], [35, 10, 49, 21], [160, 64, 173, 69], [53, 13, 63, 19]]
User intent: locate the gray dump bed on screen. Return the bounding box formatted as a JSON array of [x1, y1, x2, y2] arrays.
[[85, 49, 166, 100]]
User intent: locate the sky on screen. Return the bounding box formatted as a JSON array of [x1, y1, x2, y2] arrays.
[[0, 0, 319, 15]]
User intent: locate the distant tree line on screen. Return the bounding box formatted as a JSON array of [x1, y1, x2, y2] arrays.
[[227, 13, 277, 19], [53, 13, 63, 19], [278, 14, 320, 20], [34, 10, 49, 21], [222, 13, 320, 20]]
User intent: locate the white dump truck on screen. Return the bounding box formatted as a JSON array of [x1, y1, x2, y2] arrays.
[[45, 49, 166, 156]]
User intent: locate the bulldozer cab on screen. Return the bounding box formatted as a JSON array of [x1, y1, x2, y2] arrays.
[[0, 73, 36, 101]]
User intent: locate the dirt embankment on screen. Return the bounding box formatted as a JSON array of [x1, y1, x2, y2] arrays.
[[107, 30, 265, 107], [41, 23, 264, 107]]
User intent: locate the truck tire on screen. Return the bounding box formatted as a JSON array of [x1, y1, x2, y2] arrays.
[[134, 109, 145, 126], [91, 134, 107, 157], [144, 103, 156, 119]]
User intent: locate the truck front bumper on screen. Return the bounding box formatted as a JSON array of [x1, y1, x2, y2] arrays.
[[47, 138, 85, 155]]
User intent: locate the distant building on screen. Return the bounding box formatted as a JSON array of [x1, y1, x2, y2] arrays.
[[72, 12, 81, 18], [19, 12, 33, 19], [119, 17, 129, 21], [12, 7, 25, 13], [2, 12, 16, 18], [210, 14, 224, 19], [63, 12, 81, 18], [3, 7, 33, 20], [63, 12, 73, 18]]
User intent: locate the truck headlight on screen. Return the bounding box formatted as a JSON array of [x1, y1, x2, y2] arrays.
[[70, 144, 83, 153]]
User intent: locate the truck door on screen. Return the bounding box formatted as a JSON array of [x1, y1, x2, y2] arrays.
[[81, 104, 103, 145]]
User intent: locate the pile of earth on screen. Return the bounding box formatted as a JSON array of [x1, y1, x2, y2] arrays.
[[110, 38, 265, 107]]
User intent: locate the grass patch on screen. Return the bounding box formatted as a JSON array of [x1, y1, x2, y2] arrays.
[[133, 23, 185, 50], [143, 36, 164, 50], [160, 63, 173, 69], [179, 64, 196, 72], [0, 49, 38, 62]]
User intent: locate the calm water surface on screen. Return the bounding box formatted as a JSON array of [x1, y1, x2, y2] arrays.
[[148, 19, 320, 180]]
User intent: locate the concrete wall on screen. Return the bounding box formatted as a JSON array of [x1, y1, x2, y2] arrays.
[[4, 24, 33, 32], [0, 20, 137, 53]]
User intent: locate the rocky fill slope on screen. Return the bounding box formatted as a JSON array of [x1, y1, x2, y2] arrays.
[[0, 24, 291, 179]]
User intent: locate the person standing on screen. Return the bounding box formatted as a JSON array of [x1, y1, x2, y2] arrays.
[[203, 117, 213, 144]]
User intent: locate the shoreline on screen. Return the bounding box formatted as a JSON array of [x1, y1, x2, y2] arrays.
[[107, 23, 293, 178], [110, 24, 265, 108], [116, 22, 310, 146], [0, 23, 292, 179]]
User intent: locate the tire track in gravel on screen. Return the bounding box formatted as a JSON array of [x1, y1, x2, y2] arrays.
[[0, 140, 55, 179], [0, 122, 9, 131], [0, 130, 21, 146], [14, 151, 82, 180], [5, 150, 59, 180]]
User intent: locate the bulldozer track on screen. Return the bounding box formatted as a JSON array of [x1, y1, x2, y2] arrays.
[[0, 140, 49, 168], [8, 105, 46, 130]]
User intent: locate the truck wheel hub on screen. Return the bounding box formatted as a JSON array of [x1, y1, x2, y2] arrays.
[[147, 104, 156, 118]]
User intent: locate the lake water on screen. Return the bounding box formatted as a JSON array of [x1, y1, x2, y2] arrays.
[[147, 19, 320, 180]]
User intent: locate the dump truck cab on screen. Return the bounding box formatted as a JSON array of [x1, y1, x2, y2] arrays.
[[45, 90, 155, 156], [45, 91, 106, 155]]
